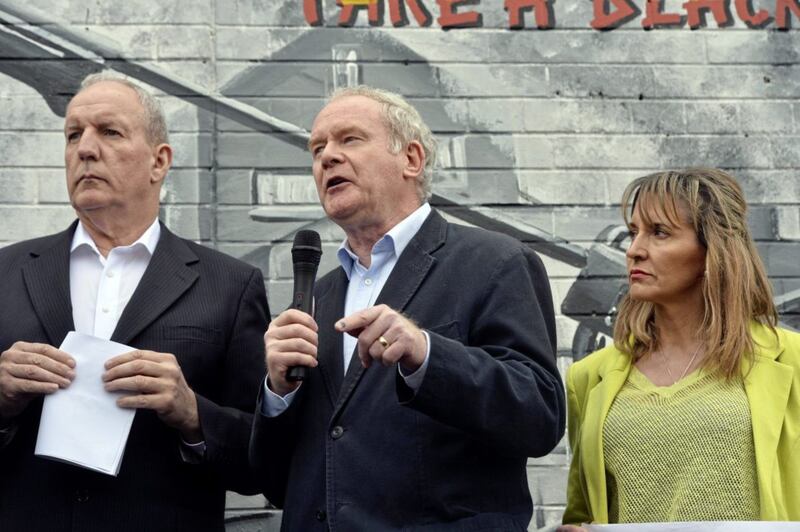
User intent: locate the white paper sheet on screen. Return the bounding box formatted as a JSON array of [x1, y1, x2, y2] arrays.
[[586, 523, 800, 531], [35, 332, 136, 476]]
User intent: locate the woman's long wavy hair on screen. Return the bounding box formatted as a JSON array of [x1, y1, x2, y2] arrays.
[[613, 168, 778, 379]]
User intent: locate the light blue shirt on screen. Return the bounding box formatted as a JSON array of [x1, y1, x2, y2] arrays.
[[263, 203, 433, 416]]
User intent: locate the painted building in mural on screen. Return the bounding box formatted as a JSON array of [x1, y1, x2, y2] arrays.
[[1, 0, 799, 529]]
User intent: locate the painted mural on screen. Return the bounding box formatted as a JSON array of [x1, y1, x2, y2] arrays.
[[1, 0, 799, 529]]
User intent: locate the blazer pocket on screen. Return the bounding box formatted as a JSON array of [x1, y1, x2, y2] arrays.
[[163, 325, 224, 345], [426, 320, 461, 341]]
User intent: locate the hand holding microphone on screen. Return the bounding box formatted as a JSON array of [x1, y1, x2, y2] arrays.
[[287, 230, 322, 381], [264, 231, 322, 396]]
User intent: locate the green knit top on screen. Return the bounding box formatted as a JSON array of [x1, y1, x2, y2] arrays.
[[603, 367, 760, 522]]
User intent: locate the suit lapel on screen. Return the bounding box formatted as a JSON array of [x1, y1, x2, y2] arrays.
[[743, 324, 791, 517], [21, 224, 77, 346], [316, 268, 348, 408], [580, 353, 631, 523], [332, 211, 446, 419], [110, 224, 199, 345]]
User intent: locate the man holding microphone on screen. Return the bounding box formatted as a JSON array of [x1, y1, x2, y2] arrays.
[[252, 86, 565, 531]]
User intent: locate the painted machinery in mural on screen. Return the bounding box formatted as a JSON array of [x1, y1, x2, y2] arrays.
[[2, 0, 798, 367]]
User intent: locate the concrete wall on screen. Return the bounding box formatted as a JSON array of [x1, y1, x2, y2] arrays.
[[1, 0, 799, 529]]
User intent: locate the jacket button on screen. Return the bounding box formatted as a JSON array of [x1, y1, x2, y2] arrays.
[[330, 426, 344, 439], [315, 509, 327, 522], [75, 489, 89, 503]]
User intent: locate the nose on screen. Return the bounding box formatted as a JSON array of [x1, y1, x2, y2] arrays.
[[77, 130, 99, 162], [626, 232, 647, 261], [320, 142, 343, 170]]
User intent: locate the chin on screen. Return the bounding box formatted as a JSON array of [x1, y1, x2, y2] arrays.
[[71, 192, 109, 212], [324, 202, 360, 224], [627, 287, 656, 303]]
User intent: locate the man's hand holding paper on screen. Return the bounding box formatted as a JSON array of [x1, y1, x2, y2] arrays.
[[0, 342, 75, 418], [103, 349, 201, 443], [35, 332, 139, 476]]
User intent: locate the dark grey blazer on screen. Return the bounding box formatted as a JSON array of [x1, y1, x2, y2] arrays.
[[251, 210, 566, 532], [0, 221, 270, 532]]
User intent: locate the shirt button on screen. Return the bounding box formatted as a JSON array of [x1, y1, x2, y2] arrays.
[[315, 510, 327, 522], [106, 271, 114, 278], [364, 278, 373, 285], [330, 426, 344, 439], [101, 307, 109, 313]]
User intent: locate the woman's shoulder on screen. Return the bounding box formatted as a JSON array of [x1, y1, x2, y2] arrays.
[[777, 326, 800, 345], [568, 344, 628, 386], [776, 326, 800, 361], [751, 322, 800, 349], [751, 322, 800, 366]]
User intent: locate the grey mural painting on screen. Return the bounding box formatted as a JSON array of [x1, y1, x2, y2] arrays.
[[2, 0, 799, 529], [5, 0, 795, 351]]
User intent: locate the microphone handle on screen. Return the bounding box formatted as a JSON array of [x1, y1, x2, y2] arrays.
[[286, 366, 307, 382], [286, 266, 316, 382]]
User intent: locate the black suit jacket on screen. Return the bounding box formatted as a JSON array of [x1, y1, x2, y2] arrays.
[[251, 210, 565, 532], [0, 221, 270, 532]]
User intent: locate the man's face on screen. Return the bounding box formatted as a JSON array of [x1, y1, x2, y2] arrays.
[[64, 81, 163, 217], [308, 95, 420, 232]]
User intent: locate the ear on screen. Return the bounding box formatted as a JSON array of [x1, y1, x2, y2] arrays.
[[151, 143, 173, 184], [401, 140, 425, 182]]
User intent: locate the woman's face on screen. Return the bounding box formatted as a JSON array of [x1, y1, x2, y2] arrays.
[[625, 198, 707, 307]]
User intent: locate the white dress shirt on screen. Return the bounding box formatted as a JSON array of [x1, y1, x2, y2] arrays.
[[69, 219, 204, 457], [70, 219, 160, 339], [2, 220, 161, 448], [263, 203, 433, 416]]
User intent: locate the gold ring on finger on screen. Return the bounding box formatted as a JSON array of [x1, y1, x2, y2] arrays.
[[378, 336, 390, 349]]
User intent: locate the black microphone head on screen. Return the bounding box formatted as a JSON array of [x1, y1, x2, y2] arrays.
[[292, 230, 322, 267]]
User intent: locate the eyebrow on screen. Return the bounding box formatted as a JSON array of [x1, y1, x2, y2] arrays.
[[65, 111, 128, 127], [307, 125, 369, 151]]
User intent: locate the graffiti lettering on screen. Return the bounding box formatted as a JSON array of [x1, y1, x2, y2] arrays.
[[389, 0, 434, 26], [302, 0, 800, 29], [338, 0, 384, 26], [776, 0, 800, 28], [735, 0, 771, 27], [590, 0, 640, 30], [504, 0, 554, 29], [683, 0, 732, 29], [436, 0, 482, 28], [642, 0, 683, 29], [304, 0, 323, 25]]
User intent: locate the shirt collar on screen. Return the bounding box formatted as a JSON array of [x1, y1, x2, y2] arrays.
[[70, 218, 161, 257], [336, 203, 432, 275]]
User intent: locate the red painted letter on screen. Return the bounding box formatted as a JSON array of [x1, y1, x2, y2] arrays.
[[776, 0, 800, 29], [437, 0, 482, 28], [338, 0, 384, 26], [683, 0, 732, 29], [734, 0, 770, 26], [304, 0, 323, 25], [642, 0, 683, 28], [505, 0, 554, 29], [590, 0, 639, 30], [388, 0, 433, 26]]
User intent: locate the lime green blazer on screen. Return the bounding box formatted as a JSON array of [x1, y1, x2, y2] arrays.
[[563, 323, 800, 524]]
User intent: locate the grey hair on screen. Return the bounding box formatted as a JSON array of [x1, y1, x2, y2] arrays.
[[328, 85, 437, 201], [78, 72, 169, 146]]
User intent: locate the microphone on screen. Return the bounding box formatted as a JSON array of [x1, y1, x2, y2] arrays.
[[286, 230, 322, 382]]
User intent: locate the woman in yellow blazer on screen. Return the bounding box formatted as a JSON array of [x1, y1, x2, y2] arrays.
[[561, 168, 800, 527]]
